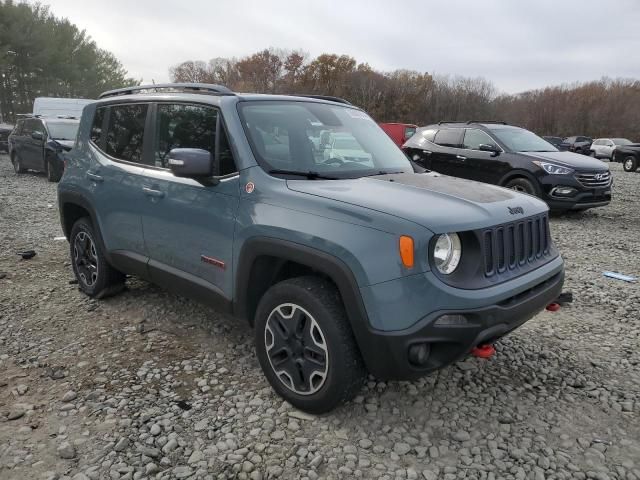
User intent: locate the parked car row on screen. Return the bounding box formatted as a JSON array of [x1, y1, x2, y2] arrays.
[[52, 83, 564, 413]]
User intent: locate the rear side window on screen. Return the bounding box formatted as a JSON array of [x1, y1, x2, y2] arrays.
[[463, 129, 498, 150], [90, 107, 106, 146], [434, 129, 462, 147], [105, 104, 148, 163]]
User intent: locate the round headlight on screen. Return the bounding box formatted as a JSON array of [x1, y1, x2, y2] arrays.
[[433, 233, 462, 274]]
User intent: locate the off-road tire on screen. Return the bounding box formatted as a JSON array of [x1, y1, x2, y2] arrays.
[[254, 276, 366, 413], [70, 217, 125, 298], [623, 155, 638, 172], [504, 177, 537, 196]]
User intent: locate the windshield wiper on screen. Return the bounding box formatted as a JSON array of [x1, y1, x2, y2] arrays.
[[268, 169, 339, 180], [360, 170, 406, 178]]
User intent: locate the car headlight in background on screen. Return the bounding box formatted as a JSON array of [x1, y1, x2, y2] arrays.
[[433, 233, 462, 274], [532, 161, 574, 175]]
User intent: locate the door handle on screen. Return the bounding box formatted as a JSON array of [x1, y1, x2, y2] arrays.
[[142, 186, 165, 198], [456, 155, 467, 160], [86, 172, 103, 182]]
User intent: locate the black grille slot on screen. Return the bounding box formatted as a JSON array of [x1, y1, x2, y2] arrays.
[[507, 226, 516, 268], [483, 214, 552, 277], [484, 231, 494, 275]]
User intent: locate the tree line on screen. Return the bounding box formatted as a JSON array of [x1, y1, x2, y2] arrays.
[[0, 0, 137, 123], [171, 49, 640, 140]]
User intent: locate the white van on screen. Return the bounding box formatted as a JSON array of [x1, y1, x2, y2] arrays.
[[33, 97, 93, 118]]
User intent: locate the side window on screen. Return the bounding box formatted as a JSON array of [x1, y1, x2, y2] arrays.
[[33, 120, 46, 136], [90, 107, 106, 146], [22, 119, 35, 135], [105, 104, 148, 163], [463, 129, 498, 150], [154, 103, 217, 169], [433, 129, 462, 148]]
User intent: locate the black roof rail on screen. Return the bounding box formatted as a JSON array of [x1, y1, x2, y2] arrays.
[[466, 120, 507, 125], [293, 94, 352, 105], [98, 83, 234, 99], [438, 120, 466, 125]]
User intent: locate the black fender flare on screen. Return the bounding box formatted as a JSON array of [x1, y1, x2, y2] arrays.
[[234, 236, 381, 370]]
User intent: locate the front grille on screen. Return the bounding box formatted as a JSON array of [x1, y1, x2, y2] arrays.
[[483, 214, 551, 277], [575, 171, 611, 188]]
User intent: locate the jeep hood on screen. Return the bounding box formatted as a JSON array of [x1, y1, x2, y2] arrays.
[[287, 172, 548, 233], [519, 151, 608, 170]]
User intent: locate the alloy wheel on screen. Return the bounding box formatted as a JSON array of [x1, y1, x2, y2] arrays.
[[264, 303, 329, 395], [73, 231, 99, 287], [624, 158, 634, 170]]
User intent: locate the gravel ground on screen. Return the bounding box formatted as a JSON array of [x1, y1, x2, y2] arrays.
[[1, 153, 638, 480]]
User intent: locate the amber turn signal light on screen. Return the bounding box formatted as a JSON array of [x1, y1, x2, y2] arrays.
[[399, 235, 414, 268]]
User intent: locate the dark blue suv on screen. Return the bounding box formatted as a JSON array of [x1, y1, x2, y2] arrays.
[[58, 84, 564, 412]]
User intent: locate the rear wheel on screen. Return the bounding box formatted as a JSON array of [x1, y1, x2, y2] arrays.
[[70, 217, 124, 298], [504, 177, 537, 196], [254, 276, 365, 413], [623, 156, 638, 172], [11, 152, 25, 173]]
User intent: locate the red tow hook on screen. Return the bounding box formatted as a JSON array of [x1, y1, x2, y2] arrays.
[[471, 344, 495, 359], [546, 302, 561, 312]]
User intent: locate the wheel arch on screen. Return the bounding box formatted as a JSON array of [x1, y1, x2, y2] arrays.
[[498, 169, 540, 189]]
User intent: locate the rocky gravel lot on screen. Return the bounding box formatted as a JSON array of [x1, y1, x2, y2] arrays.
[[1, 154, 639, 480]]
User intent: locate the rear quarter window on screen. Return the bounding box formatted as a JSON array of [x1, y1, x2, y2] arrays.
[[90, 107, 107, 147], [434, 129, 462, 147]]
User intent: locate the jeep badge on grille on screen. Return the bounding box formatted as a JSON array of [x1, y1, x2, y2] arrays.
[[508, 206, 524, 215]]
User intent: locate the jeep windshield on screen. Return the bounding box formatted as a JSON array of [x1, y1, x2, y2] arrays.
[[492, 127, 559, 153], [238, 101, 413, 179]]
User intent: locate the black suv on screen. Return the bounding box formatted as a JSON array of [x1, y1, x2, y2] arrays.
[[8, 116, 79, 182], [563, 136, 592, 155], [403, 121, 611, 212]]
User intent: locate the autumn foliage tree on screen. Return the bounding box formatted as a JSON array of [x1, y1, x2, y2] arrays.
[[170, 49, 640, 140]]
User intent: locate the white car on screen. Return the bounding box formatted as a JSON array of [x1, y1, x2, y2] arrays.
[[322, 134, 373, 165], [590, 138, 633, 160]]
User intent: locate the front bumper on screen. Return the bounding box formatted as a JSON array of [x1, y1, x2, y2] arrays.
[[539, 174, 611, 210], [355, 256, 564, 380]]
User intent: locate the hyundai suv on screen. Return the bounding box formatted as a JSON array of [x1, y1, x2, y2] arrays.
[[403, 122, 611, 212], [58, 85, 564, 413], [9, 115, 79, 181]]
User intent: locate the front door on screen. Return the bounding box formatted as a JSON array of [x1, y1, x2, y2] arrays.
[[140, 102, 240, 301], [22, 119, 46, 169], [460, 128, 504, 184]]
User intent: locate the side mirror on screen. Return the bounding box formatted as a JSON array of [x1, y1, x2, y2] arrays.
[[479, 143, 500, 155], [168, 148, 214, 178], [32, 131, 44, 141]]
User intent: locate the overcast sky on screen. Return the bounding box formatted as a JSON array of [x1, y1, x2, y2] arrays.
[[45, 0, 640, 94]]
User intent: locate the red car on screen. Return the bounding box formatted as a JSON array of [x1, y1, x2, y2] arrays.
[[379, 123, 417, 147]]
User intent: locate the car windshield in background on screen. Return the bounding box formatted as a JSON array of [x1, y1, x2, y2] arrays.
[[238, 101, 413, 178], [492, 128, 558, 152], [612, 138, 632, 145], [48, 122, 79, 140]]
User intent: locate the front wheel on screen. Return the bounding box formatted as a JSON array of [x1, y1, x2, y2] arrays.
[[70, 217, 124, 298], [254, 276, 366, 413], [504, 177, 537, 196], [46, 159, 63, 182], [623, 156, 638, 172]]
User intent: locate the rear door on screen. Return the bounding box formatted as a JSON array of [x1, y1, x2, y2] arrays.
[[140, 102, 240, 301], [87, 103, 151, 276], [429, 128, 464, 175], [461, 128, 504, 183]]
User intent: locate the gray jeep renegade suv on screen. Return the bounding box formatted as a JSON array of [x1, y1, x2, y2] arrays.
[[58, 83, 564, 413]]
